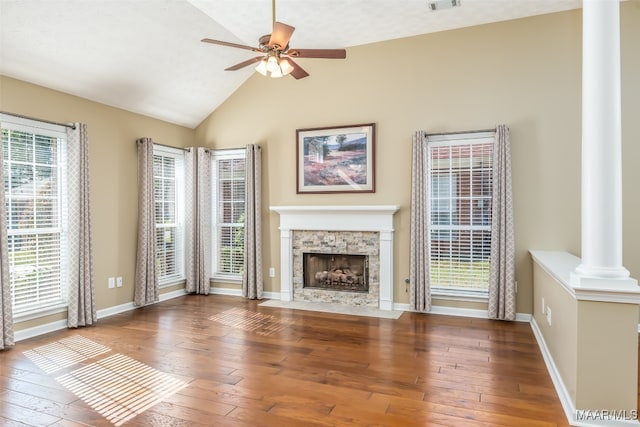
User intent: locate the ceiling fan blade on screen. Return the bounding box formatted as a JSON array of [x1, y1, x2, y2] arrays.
[[269, 22, 295, 49], [282, 58, 309, 80], [201, 38, 261, 53], [225, 56, 265, 71], [287, 48, 346, 59]]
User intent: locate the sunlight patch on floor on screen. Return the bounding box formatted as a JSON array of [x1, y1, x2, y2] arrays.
[[23, 335, 190, 426], [56, 353, 189, 426], [23, 335, 111, 374], [209, 307, 293, 336]]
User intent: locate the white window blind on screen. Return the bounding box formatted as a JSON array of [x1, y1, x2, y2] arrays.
[[428, 134, 494, 294], [211, 149, 245, 279], [2, 118, 68, 316], [153, 146, 185, 285]]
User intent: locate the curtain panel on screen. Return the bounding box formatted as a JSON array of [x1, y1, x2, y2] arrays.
[[66, 123, 97, 327], [134, 138, 159, 306], [410, 131, 431, 312], [242, 144, 263, 299], [0, 141, 14, 350], [185, 147, 211, 295], [488, 125, 516, 320]]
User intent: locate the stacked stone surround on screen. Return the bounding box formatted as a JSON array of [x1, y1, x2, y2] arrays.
[[292, 230, 380, 306]]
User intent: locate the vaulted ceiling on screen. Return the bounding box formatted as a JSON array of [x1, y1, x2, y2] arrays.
[[0, 0, 582, 128]]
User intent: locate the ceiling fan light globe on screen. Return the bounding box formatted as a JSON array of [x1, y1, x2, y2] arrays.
[[270, 67, 283, 78], [255, 60, 268, 76], [266, 56, 279, 73], [280, 59, 294, 75]]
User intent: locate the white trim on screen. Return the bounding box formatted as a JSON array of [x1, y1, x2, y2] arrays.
[[13, 304, 68, 323], [210, 147, 245, 160], [530, 317, 639, 426], [0, 113, 67, 138], [358, 302, 532, 322], [431, 290, 489, 303], [427, 131, 495, 143], [530, 250, 640, 305], [14, 319, 68, 342], [211, 274, 242, 283]]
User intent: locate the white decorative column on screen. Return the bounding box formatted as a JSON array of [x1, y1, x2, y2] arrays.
[[573, 0, 632, 284], [280, 229, 293, 301], [378, 230, 394, 311]]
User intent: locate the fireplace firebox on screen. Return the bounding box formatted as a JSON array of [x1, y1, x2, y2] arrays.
[[302, 252, 368, 292]]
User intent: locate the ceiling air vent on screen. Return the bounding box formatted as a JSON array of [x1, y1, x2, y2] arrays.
[[428, 0, 461, 11]]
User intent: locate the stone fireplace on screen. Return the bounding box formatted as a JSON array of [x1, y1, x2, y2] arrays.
[[270, 205, 400, 310], [303, 253, 368, 292]]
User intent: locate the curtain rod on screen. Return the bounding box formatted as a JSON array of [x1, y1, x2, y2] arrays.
[[137, 139, 190, 152], [155, 142, 190, 152], [212, 146, 246, 152], [0, 110, 76, 130], [425, 128, 495, 137]]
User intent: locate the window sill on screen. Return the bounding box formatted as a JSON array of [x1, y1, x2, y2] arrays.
[[14, 303, 68, 323], [431, 289, 488, 303], [211, 274, 242, 284]]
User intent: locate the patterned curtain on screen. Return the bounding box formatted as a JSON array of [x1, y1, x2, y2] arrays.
[[66, 124, 97, 327], [134, 138, 159, 306], [242, 144, 263, 299], [488, 125, 516, 320], [185, 147, 211, 294], [0, 141, 14, 350], [410, 131, 431, 312]]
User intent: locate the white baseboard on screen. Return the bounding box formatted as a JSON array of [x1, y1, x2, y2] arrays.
[[14, 319, 68, 342], [393, 302, 531, 322]]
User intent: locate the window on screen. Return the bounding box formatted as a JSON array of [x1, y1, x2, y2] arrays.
[[211, 149, 245, 279], [2, 116, 67, 317], [431, 174, 457, 240], [428, 133, 494, 295], [153, 146, 185, 285]]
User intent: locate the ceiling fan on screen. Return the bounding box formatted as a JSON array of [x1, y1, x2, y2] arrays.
[[201, 0, 346, 79]]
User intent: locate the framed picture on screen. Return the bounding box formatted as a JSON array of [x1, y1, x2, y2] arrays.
[[296, 123, 375, 193]]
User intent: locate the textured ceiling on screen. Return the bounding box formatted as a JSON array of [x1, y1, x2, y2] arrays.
[[0, 0, 582, 128]]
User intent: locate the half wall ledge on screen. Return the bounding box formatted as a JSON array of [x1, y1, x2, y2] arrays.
[[530, 249, 639, 424], [529, 250, 640, 304]]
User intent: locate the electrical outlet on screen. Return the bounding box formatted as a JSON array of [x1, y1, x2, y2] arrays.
[[269, 267, 275, 278], [108, 277, 115, 289], [541, 297, 545, 315], [116, 276, 123, 288], [546, 307, 552, 326]]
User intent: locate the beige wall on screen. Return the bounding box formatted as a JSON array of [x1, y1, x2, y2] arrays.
[[2, 3, 639, 330], [196, 4, 640, 312], [0, 76, 194, 330]]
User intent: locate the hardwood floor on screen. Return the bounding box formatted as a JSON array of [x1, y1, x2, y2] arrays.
[[0, 295, 571, 426]]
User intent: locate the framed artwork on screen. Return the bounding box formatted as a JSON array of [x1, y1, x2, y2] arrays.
[[296, 123, 375, 193]]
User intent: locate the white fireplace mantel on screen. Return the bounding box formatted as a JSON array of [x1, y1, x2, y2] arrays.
[[270, 205, 400, 310]]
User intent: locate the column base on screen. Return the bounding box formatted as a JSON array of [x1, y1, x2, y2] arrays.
[[573, 263, 630, 280]]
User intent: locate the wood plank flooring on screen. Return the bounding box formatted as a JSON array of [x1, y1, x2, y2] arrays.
[[0, 295, 571, 426]]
